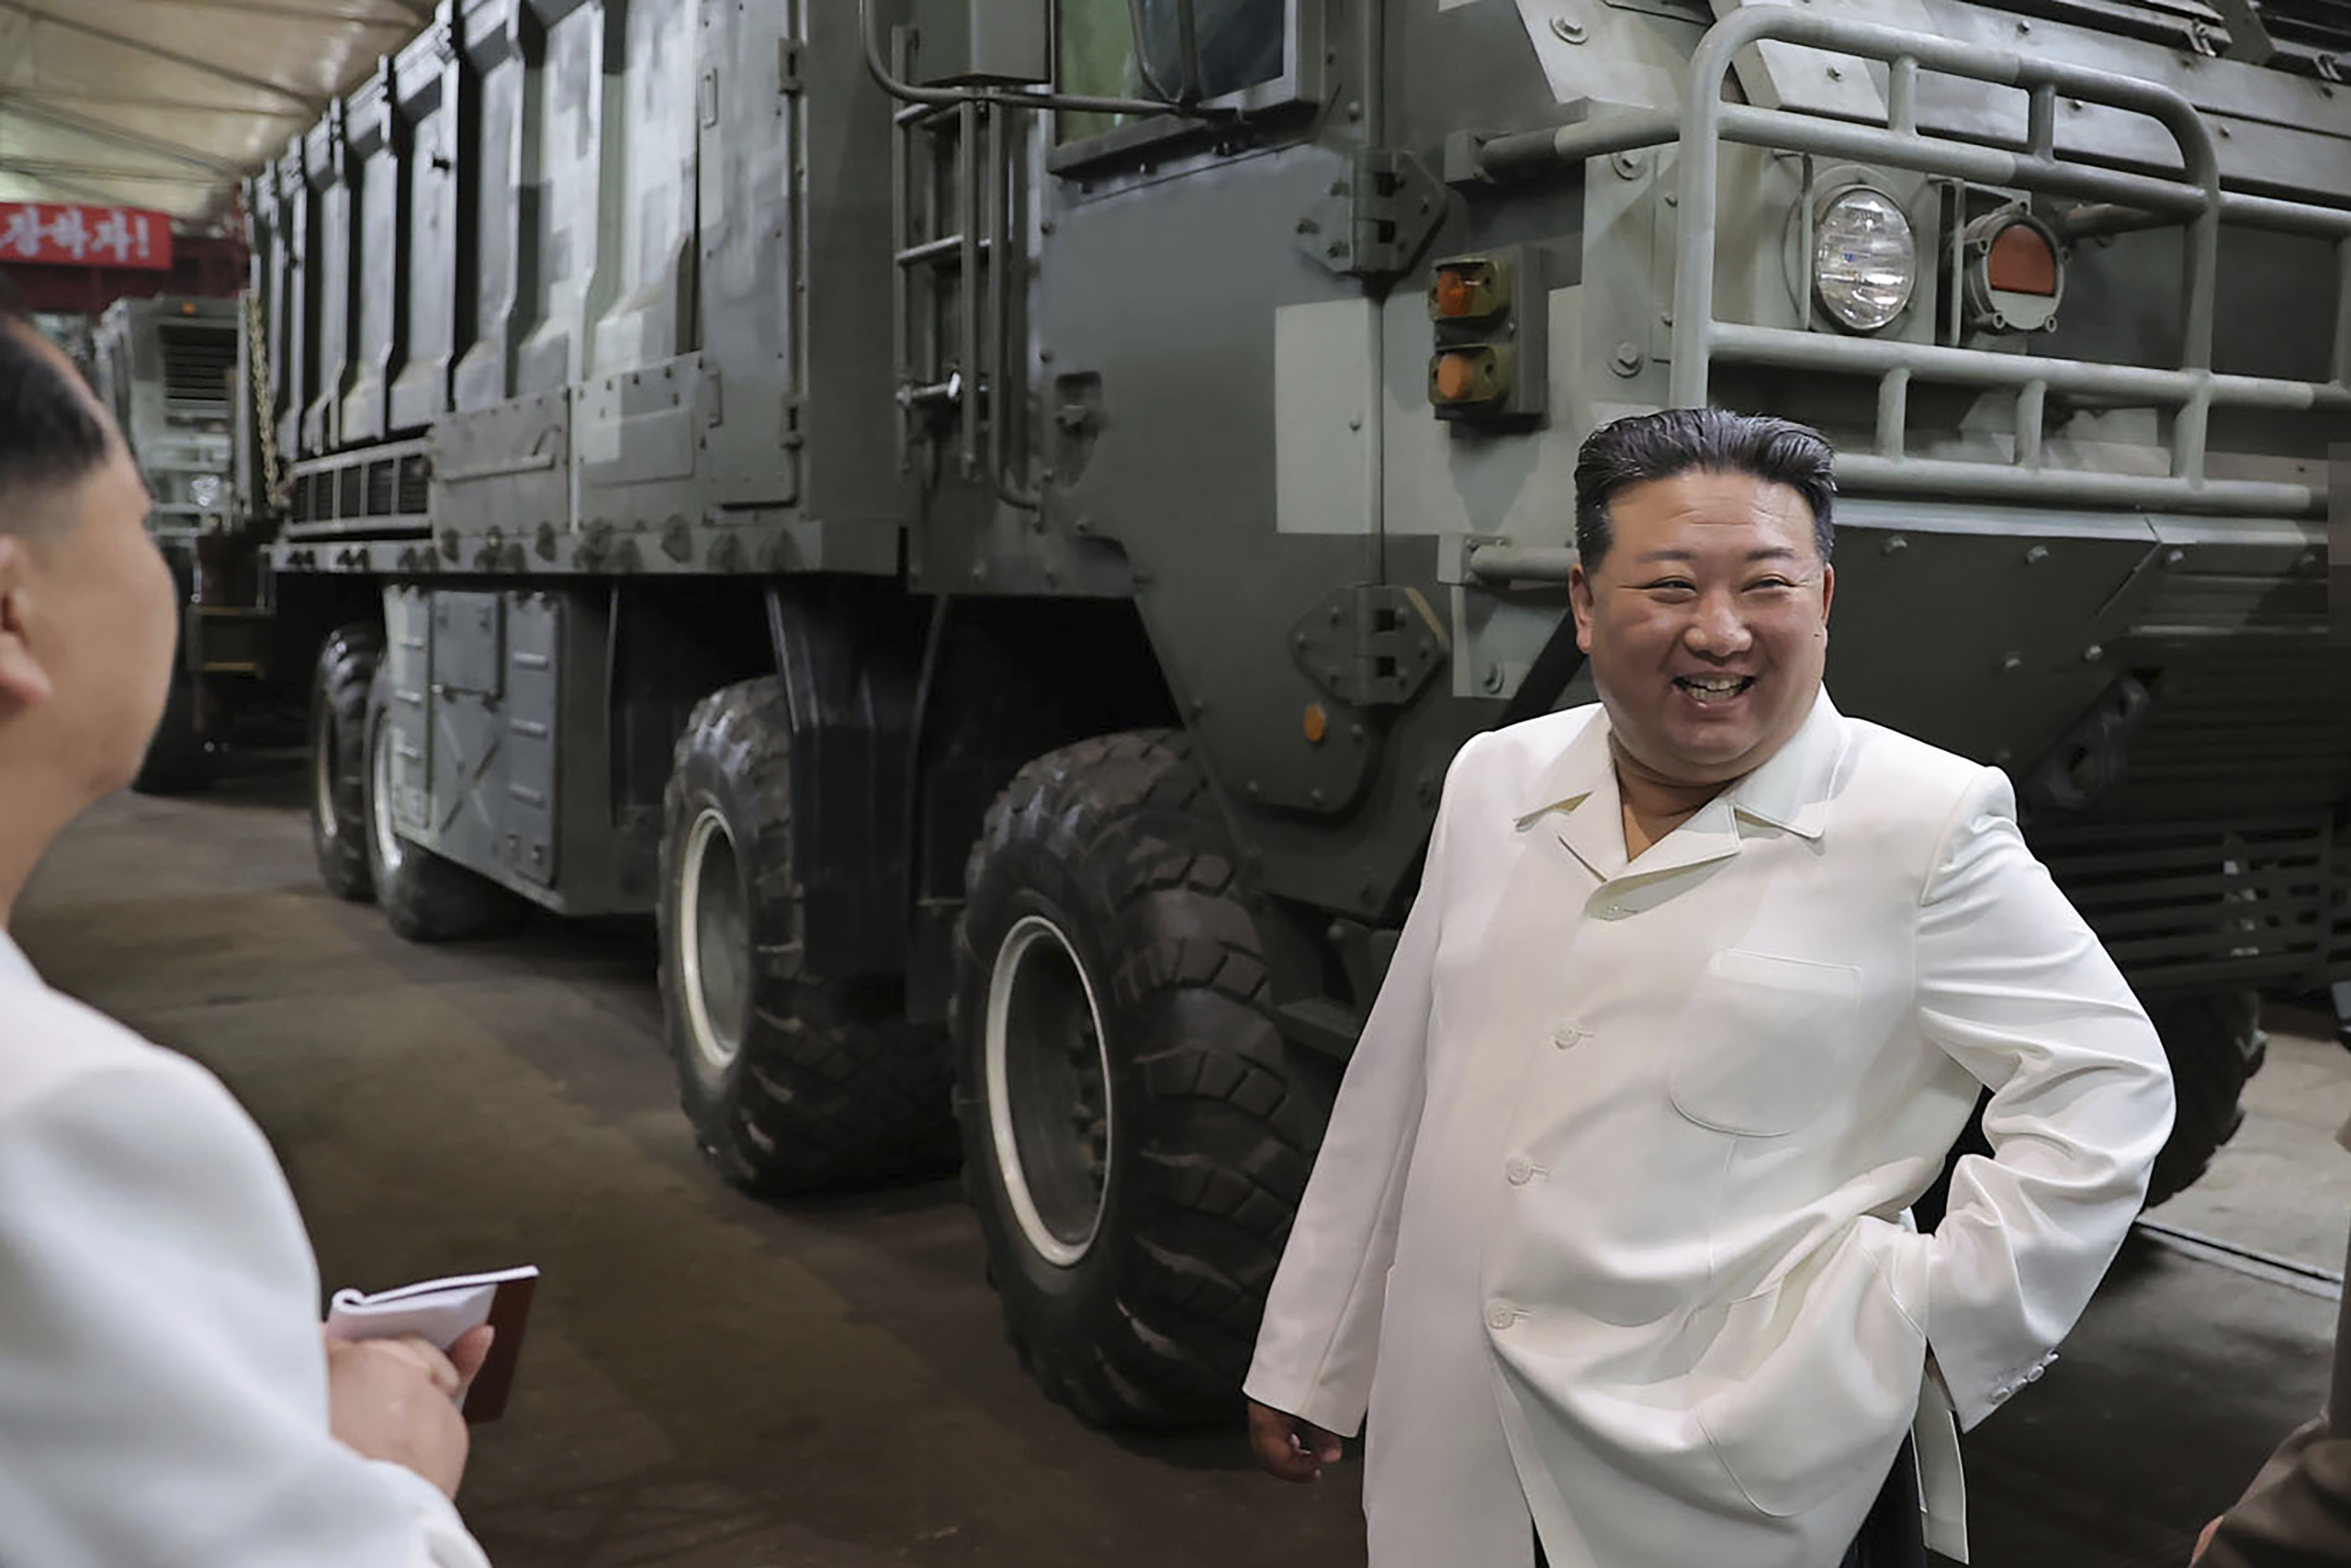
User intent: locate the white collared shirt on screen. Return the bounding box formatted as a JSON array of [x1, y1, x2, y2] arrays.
[[0, 928, 493, 1567]]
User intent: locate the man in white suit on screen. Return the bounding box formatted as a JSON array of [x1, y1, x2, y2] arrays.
[[1244, 409, 2175, 1568], [0, 280, 497, 1566]]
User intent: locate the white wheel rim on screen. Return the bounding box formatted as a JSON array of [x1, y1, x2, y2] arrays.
[[368, 708, 407, 876], [678, 807, 749, 1075], [985, 913, 1114, 1268]]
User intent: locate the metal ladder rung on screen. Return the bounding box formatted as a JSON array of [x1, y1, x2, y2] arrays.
[[896, 234, 991, 269], [894, 100, 959, 129]]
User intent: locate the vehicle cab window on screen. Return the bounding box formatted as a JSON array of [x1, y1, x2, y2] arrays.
[[1056, 0, 1289, 143]]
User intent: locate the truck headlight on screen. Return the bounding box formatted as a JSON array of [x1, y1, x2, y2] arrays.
[[1813, 186, 1916, 332]]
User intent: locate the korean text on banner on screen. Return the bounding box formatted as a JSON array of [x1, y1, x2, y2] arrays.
[[0, 203, 173, 271]]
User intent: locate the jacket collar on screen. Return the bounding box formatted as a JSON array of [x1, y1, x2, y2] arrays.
[[0, 929, 34, 986], [1513, 689, 1843, 882]]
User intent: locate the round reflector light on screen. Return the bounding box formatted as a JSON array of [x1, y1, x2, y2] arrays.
[[1962, 211, 2065, 334], [1813, 187, 1917, 332]]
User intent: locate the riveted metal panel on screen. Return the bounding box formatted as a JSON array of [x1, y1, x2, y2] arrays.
[[573, 353, 708, 533], [513, 0, 609, 397], [299, 102, 351, 458], [588, 0, 698, 376], [390, 16, 465, 433], [428, 592, 503, 704], [432, 389, 573, 541], [503, 592, 562, 886], [454, 0, 527, 412], [695, 0, 805, 512], [342, 68, 398, 446], [270, 144, 313, 465], [381, 585, 434, 838]]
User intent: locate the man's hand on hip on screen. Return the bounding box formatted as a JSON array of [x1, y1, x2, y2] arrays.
[[1248, 1398, 1343, 1483]]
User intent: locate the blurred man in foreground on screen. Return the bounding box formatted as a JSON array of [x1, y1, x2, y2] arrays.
[[0, 277, 497, 1567]]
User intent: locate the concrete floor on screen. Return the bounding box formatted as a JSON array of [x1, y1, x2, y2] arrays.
[[14, 759, 2349, 1568]]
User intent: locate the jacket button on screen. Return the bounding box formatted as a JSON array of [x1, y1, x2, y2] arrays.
[[1505, 1157, 1534, 1186], [1487, 1302, 1516, 1331], [1552, 1025, 1583, 1049]]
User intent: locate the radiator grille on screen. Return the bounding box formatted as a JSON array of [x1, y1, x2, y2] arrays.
[[2037, 816, 2345, 988], [158, 324, 235, 419]]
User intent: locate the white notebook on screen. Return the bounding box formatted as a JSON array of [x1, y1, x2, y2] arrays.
[[325, 1264, 540, 1423]]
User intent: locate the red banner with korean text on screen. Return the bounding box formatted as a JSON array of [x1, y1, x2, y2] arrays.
[[0, 202, 172, 271]]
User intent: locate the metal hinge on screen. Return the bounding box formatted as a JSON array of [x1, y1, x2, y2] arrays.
[[779, 36, 804, 95], [1288, 585, 1451, 707], [1295, 150, 1449, 280]]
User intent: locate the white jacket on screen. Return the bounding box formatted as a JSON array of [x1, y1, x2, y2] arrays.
[[1244, 692, 2174, 1568], [0, 930, 492, 1568]]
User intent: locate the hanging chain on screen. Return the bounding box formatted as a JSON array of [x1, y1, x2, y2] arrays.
[[243, 291, 288, 516]]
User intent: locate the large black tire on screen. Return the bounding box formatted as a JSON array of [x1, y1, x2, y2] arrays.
[[131, 671, 217, 795], [363, 664, 525, 943], [308, 624, 380, 902], [953, 730, 1339, 1427], [657, 676, 956, 1193], [2143, 989, 2267, 1208]]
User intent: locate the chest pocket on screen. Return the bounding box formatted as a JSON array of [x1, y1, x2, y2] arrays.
[[1667, 948, 1863, 1136]]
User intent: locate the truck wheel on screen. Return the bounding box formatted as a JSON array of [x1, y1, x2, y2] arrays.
[[954, 730, 1338, 1426], [363, 664, 523, 942], [130, 673, 217, 795], [657, 676, 955, 1193], [2143, 989, 2267, 1207], [309, 625, 380, 902]]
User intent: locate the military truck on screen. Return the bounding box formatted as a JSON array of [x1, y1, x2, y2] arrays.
[[243, 0, 2349, 1425], [85, 294, 272, 793]]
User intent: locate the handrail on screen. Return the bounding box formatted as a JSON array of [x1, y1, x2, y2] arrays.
[[1670, 7, 2222, 424], [1469, 5, 2348, 516], [863, 0, 1185, 508], [987, 99, 1041, 510]]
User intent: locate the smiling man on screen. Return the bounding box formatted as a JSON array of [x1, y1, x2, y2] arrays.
[[1243, 409, 2175, 1568]]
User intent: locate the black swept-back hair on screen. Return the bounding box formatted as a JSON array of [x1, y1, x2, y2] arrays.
[[0, 273, 113, 534], [1573, 408, 1838, 570]]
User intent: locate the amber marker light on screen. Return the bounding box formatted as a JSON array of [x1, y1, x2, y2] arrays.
[[1427, 258, 1507, 322], [1962, 211, 2065, 334], [1987, 222, 2058, 295], [1433, 351, 1481, 402], [1434, 268, 1475, 317], [1302, 703, 1329, 744]]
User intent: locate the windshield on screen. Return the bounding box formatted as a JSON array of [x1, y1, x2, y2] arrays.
[[1059, 0, 1288, 143]]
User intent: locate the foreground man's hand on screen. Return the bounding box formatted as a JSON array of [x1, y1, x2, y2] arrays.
[[1248, 1397, 1343, 1483], [325, 1327, 494, 1498]]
